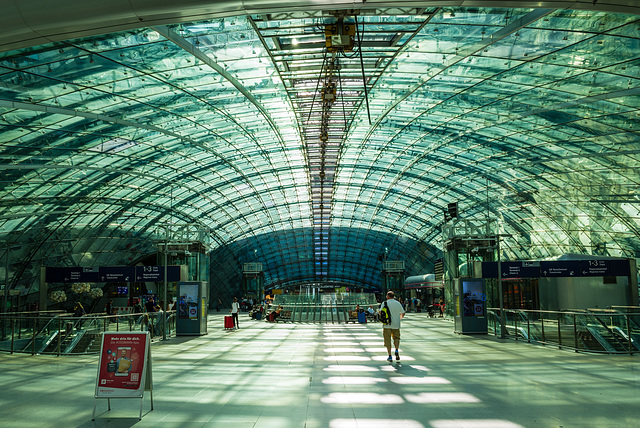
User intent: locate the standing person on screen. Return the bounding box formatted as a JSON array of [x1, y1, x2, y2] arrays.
[[439, 296, 445, 317], [73, 302, 86, 317], [132, 298, 143, 314], [105, 299, 114, 316], [132, 298, 143, 325], [231, 297, 240, 329], [380, 291, 405, 362], [73, 302, 86, 330]]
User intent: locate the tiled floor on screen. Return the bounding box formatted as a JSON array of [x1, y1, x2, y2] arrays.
[[1, 312, 639, 427]]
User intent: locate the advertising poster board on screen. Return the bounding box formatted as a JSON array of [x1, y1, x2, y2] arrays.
[[95, 332, 151, 399], [178, 282, 199, 320]]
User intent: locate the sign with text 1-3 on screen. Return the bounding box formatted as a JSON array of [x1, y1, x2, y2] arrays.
[[95, 332, 151, 399]]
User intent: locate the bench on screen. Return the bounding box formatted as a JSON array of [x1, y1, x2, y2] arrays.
[[278, 310, 292, 322]]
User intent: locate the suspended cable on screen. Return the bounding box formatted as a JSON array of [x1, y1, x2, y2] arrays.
[[337, 57, 348, 136], [306, 50, 328, 127], [355, 15, 371, 126]]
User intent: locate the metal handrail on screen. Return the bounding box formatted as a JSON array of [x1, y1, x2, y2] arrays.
[[487, 308, 638, 355], [0, 311, 176, 355]]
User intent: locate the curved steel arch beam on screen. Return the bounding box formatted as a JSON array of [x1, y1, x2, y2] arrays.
[[3, 1, 639, 53], [152, 25, 287, 148]]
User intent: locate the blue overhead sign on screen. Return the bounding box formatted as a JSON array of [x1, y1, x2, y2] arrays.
[[46, 267, 99, 283], [482, 259, 630, 279], [482, 261, 540, 278], [135, 265, 180, 282], [100, 266, 135, 282], [609, 259, 631, 276], [501, 261, 540, 278], [580, 260, 610, 276], [541, 261, 580, 277], [46, 266, 180, 283]]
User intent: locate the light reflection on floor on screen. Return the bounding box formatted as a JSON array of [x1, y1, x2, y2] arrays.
[[330, 419, 424, 428], [389, 376, 450, 384], [323, 347, 366, 353], [321, 392, 406, 404], [322, 376, 388, 384], [404, 392, 480, 403], [1, 312, 638, 428], [323, 355, 372, 361], [323, 364, 379, 372], [430, 421, 525, 428]]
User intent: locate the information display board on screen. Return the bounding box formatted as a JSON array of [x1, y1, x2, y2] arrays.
[[176, 281, 208, 335], [454, 278, 487, 334]]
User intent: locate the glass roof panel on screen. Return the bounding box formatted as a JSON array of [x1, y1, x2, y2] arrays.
[[1, 4, 639, 299]]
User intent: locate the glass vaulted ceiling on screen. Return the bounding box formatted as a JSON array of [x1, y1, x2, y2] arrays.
[[1, 5, 640, 299]]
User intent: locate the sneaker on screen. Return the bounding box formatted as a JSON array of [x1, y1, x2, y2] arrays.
[[395, 350, 400, 361], [387, 355, 393, 362]]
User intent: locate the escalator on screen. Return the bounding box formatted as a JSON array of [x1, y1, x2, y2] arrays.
[[33, 316, 104, 354], [272, 293, 378, 324], [491, 308, 639, 354], [583, 310, 640, 353]]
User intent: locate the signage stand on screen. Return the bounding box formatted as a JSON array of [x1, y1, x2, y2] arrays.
[[92, 332, 153, 421]]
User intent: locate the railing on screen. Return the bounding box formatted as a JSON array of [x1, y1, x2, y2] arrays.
[[0, 311, 176, 355], [487, 308, 640, 355]]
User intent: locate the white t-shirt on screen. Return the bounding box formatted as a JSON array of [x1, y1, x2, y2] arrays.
[[380, 298, 405, 329], [231, 302, 240, 314]]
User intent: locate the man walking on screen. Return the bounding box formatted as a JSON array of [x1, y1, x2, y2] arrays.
[[381, 291, 405, 362], [231, 297, 240, 329]]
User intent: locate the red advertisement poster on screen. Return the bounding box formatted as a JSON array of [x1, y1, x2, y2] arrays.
[[95, 332, 149, 398]]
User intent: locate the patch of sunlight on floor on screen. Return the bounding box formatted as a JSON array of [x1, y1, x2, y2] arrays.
[[321, 392, 404, 404], [323, 365, 379, 372], [408, 364, 430, 372], [330, 419, 424, 428], [370, 355, 415, 361], [322, 376, 388, 385], [390, 376, 450, 384], [324, 325, 366, 329], [405, 393, 480, 403], [324, 347, 366, 353], [323, 355, 371, 362], [430, 420, 524, 428]]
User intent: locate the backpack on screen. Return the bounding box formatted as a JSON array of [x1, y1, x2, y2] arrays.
[[379, 301, 391, 325]]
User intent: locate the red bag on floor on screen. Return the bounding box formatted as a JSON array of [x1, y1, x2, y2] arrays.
[[224, 316, 234, 329]]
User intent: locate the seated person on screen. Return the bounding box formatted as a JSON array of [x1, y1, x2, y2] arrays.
[[367, 305, 377, 321], [250, 304, 264, 319], [267, 305, 283, 322]]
